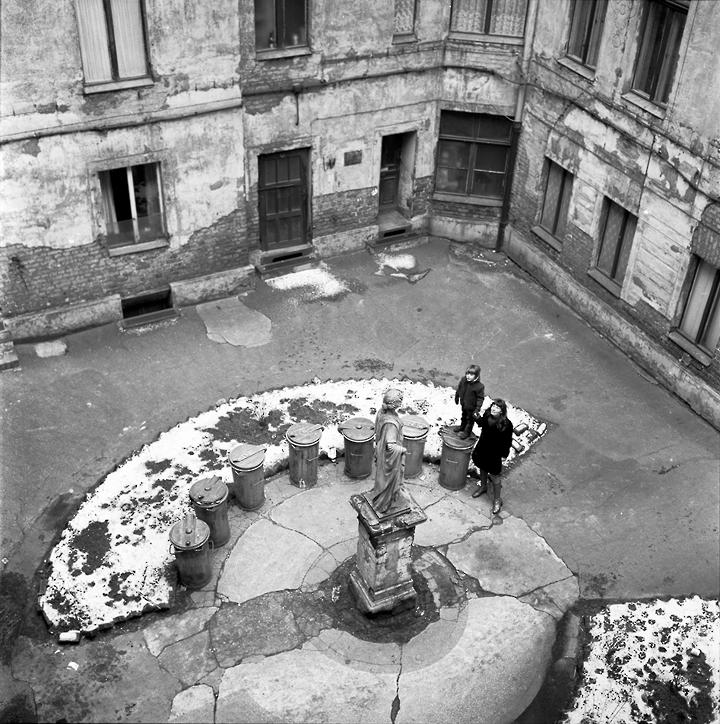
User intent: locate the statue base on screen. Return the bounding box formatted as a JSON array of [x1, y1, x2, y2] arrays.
[[348, 488, 427, 615]]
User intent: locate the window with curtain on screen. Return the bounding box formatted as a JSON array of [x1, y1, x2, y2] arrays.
[[450, 0, 528, 37], [255, 0, 307, 50], [99, 163, 165, 247], [435, 112, 513, 199], [75, 0, 149, 84], [679, 259, 720, 355], [539, 160, 574, 239], [567, 0, 608, 69], [632, 0, 689, 105], [595, 199, 637, 286], [394, 0, 417, 36]]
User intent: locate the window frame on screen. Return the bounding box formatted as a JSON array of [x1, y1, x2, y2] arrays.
[[254, 0, 309, 54], [98, 161, 168, 254], [631, 0, 689, 107], [75, 0, 152, 93], [393, 0, 418, 43], [450, 0, 529, 39], [532, 159, 574, 251], [566, 0, 608, 70], [588, 198, 637, 295], [434, 111, 513, 203], [676, 258, 720, 357]]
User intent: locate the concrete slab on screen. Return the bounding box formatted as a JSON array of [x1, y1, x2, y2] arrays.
[[413, 495, 491, 547], [168, 684, 216, 724], [447, 516, 576, 599], [196, 297, 271, 347], [217, 519, 322, 604], [157, 630, 218, 688], [269, 478, 369, 548], [143, 606, 217, 656], [312, 628, 402, 673], [216, 643, 398, 724], [397, 597, 556, 724]]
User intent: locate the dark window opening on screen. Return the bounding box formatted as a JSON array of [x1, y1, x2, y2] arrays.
[[539, 160, 574, 239], [595, 199, 637, 285], [679, 259, 720, 354], [121, 288, 176, 327], [567, 0, 608, 69], [255, 0, 307, 50]]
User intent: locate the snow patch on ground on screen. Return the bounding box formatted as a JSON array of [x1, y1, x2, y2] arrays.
[[265, 263, 348, 298]]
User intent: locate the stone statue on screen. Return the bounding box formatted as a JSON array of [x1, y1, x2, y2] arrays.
[[371, 388, 407, 513]]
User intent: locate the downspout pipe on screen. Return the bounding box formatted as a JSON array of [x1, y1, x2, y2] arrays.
[[495, 0, 537, 252]]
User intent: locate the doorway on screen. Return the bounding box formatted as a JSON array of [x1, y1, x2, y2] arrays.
[[378, 132, 416, 236]]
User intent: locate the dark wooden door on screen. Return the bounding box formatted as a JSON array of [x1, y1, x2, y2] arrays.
[[258, 150, 308, 251], [379, 135, 403, 209]]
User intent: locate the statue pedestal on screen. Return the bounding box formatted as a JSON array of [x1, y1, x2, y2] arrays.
[[349, 489, 427, 615]]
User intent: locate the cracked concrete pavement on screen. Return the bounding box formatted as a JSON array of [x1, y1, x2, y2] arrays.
[[1, 237, 718, 722]]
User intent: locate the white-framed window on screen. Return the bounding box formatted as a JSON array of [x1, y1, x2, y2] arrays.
[[255, 0, 307, 51], [679, 259, 720, 356], [632, 0, 689, 106], [450, 0, 528, 37], [594, 198, 637, 287], [566, 0, 608, 69], [539, 160, 574, 240], [99, 162, 165, 248], [75, 0, 149, 86], [435, 111, 513, 200]]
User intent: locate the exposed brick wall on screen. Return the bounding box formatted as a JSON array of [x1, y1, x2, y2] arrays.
[[312, 188, 378, 238], [3, 209, 248, 317]]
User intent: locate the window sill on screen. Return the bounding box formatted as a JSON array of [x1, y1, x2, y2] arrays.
[[447, 32, 524, 46], [667, 331, 714, 366], [255, 47, 312, 61], [433, 192, 503, 207], [532, 225, 563, 252], [108, 238, 169, 257], [620, 91, 666, 119], [392, 32, 417, 45], [84, 77, 154, 95], [556, 56, 596, 82], [587, 267, 622, 297]]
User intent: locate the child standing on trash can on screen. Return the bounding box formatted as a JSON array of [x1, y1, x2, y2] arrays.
[[453, 364, 485, 439]]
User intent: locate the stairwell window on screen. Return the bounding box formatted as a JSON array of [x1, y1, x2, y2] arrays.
[[632, 0, 689, 105], [100, 162, 166, 250], [435, 112, 513, 200], [75, 0, 150, 89], [451, 0, 528, 37], [255, 0, 307, 51], [590, 199, 637, 294], [679, 259, 720, 356], [566, 0, 608, 69]]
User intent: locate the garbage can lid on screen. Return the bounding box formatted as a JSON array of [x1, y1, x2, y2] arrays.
[[286, 422, 323, 445], [440, 427, 477, 450], [338, 416, 374, 442], [169, 513, 210, 549], [189, 475, 227, 506], [401, 415, 430, 439], [228, 443, 266, 470]]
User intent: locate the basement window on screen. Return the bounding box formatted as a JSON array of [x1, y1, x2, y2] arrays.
[[121, 288, 177, 328], [100, 162, 167, 251]]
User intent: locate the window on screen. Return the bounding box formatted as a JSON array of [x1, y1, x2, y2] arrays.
[[394, 0, 417, 39], [567, 0, 608, 69], [594, 199, 637, 286], [451, 0, 528, 37], [679, 259, 720, 355], [539, 161, 574, 239], [99, 163, 165, 248], [75, 0, 149, 85], [632, 0, 688, 105], [435, 112, 513, 200], [255, 0, 307, 51]]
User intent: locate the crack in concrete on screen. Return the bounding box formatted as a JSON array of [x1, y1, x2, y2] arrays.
[[516, 573, 576, 600], [391, 655, 402, 724]]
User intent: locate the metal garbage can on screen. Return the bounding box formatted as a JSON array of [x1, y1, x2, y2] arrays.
[[401, 415, 430, 478], [339, 417, 374, 479], [228, 443, 266, 510], [286, 422, 323, 488], [438, 427, 477, 490], [169, 512, 213, 589], [189, 475, 230, 547]]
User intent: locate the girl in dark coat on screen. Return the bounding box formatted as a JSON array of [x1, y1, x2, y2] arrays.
[[471, 398, 513, 514]]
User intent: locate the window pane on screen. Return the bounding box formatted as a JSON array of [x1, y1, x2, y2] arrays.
[[540, 163, 563, 232], [567, 0, 593, 60], [681, 260, 717, 342], [471, 169, 504, 197], [478, 115, 512, 141], [556, 173, 573, 237], [475, 144, 508, 173], [394, 0, 416, 34], [281, 0, 306, 47], [585, 0, 607, 67], [615, 214, 636, 282], [440, 112, 476, 138], [451, 0, 489, 34], [437, 141, 470, 193], [110, 0, 147, 78], [488, 0, 528, 37], [597, 203, 623, 277], [76, 0, 113, 82], [701, 287, 720, 351], [255, 0, 276, 49]]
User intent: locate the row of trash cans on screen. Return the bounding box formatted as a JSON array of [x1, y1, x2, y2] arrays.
[[169, 415, 444, 589]]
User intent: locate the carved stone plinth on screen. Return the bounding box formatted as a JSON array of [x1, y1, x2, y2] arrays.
[[349, 488, 427, 615]]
